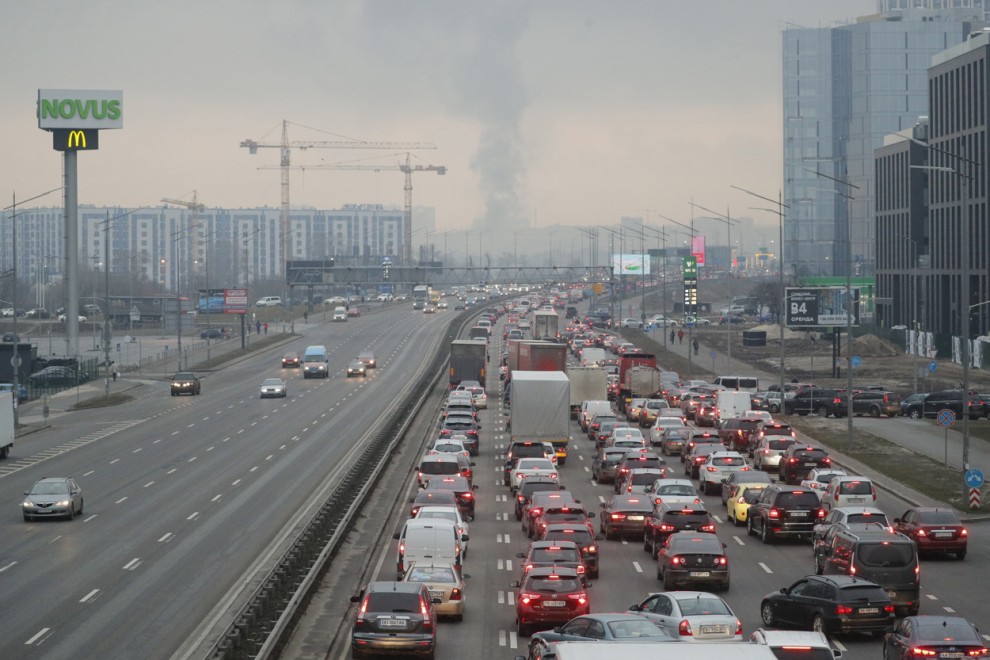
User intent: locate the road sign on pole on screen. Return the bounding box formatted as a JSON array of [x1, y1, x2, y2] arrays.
[[937, 409, 956, 428], [969, 488, 982, 510], [965, 468, 984, 489]]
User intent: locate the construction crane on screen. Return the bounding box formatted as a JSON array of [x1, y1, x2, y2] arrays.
[[161, 190, 207, 280], [241, 119, 436, 265], [261, 153, 446, 264]]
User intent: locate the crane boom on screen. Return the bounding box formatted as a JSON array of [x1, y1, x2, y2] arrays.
[[240, 119, 436, 264], [161, 191, 206, 277]]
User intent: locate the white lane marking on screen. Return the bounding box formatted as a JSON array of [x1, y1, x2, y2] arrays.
[[584, 466, 590, 472], [633, 561, 643, 573], [79, 589, 100, 603], [833, 640, 847, 652], [122, 558, 141, 571], [171, 431, 180, 436], [211, 494, 222, 502], [944, 606, 957, 613], [237, 429, 245, 434], [188, 456, 197, 462], [497, 559, 504, 570], [509, 631, 518, 649], [158, 533, 174, 543], [25, 628, 50, 645], [83, 515, 97, 523], [115, 497, 128, 504], [712, 515, 723, 524], [499, 630, 507, 646], [132, 448, 143, 454], [231, 479, 241, 486], [48, 536, 62, 544], [506, 560, 513, 571], [0, 561, 17, 573], [265, 454, 273, 461], [250, 466, 258, 472], [590, 479, 598, 486], [926, 594, 939, 600], [153, 439, 162, 444], [83, 470, 95, 477], [498, 591, 505, 605], [206, 446, 215, 452], [187, 512, 199, 521], [759, 562, 773, 574], [222, 437, 231, 443], [733, 536, 745, 546], [598, 495, 605, 503], [144, 481, 154, 488], [508, 591, 516, 605], [167, 468, 177, 475], [110, 459, 120, 464]]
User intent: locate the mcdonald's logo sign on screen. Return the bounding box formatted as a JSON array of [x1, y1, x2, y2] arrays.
[[52, 128, 99, 151]]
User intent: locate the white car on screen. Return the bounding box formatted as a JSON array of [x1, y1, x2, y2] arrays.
[[414, 505, 470, 556], [820, 475, 877, 512], [58, 314, 87, 323], [645, 478, 702, 507], [0, 307, 13, 317], [648, 316, 677, 327], [649, 416, 688, 444], [259, 378, 287, 398], [609, 427, 646, 447], [698, 451, 750, 495], [743, 410, 774, 424], [509, 457, 558, 491], [431, 438, 470, 458], [800, 467, 848, 498], [622, 318, 642, 328], [324, 296, 347, 306]]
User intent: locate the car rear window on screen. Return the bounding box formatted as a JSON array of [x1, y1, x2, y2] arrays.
[[856, 542, 915, 568], [657, 484, 696, 496], [775, 491, 820, 508], [740, 420, 761, 430], [916, 622, 977, 641], [631, 473, 658, 485], [421, 461, 459, 475], [838, 480, 873, 494], [916, 510, 961, 524], [531, 547, 581, 562], [794, 450, 827, 461], [674, 594, 731, 615], [768, 440, 796, 450], [838, 585, 889, 603], [366, 592, 421, 611], [526, 576, 582, 592], [545, 529, 593, 545], [712, 456, 745, 466], [521, 482, 560, 497], [665, 511, 710, 524], [406, 566, 457, 583], [769, 648, 836, 660]]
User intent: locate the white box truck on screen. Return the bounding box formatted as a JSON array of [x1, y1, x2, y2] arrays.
[[579, 347, 606, 367], [509, 370, 571, 465], [566, 366, 608, 419], [0, 391, 14, 459], [532, 309, 560, 341]]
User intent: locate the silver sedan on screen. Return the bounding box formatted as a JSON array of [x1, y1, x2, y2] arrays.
[[23, 477, 84, 521], [259, 378, 287, 398]]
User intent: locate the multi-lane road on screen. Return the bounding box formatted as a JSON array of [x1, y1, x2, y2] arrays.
[[323, 308, 990, 660], [0, 305, 451, 659]]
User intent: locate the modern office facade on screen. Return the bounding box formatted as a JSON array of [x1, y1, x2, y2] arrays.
[[875, 30, 990, 341], [782, 5, 979, 279]]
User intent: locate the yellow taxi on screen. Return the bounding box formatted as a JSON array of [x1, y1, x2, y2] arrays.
[[725, 483, 769, 526]]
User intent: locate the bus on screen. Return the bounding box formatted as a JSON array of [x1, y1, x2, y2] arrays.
[[429, 289, 442, 306]]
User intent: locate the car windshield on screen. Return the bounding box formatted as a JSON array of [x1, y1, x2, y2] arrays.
[[526, 576, 582, 592], [674, 595, 731, 615], [174, 373, 196, 380], [857, 542, 915, 567], [262, 379, 282, 386], [31, 482, 69, 495], [916, 510, 961, 524], [406, 567, 457, 583], [608, 619, 669, 638]]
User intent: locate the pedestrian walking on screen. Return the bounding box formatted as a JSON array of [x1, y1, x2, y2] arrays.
[[303, 310, 309, 323], [692, 338, 699, 356], [112, 363, 119, 382], [677, 329, 684, 344], [669, 329, 675, 344], [263, 321, 269, 335], [256, 320, 262, 335]]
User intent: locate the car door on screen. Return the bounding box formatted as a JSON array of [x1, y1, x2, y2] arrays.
[[556, 616, 592, 641], [644, 593, 675, 635], [884, 618, 913, 660], [782, 579, 819, 627]]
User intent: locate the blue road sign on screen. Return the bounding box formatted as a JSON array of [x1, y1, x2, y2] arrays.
[[937, 409, 956, 428], [851, 356, 862, 368], [929, 361, 937, 373], [965, 468, 985, 489], [709, 350, 717, 359]]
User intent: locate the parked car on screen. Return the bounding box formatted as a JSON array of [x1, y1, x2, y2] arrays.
[[28, 366, 88, 387], [785, 388, 847, 418]]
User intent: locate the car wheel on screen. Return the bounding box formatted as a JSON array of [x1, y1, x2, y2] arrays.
[[516, 622, 530, 637], [760, 602, 775, 626], [651, 536, 660, 559], [643, 533, 651, 552], [769, 404, 780, 414], [814, 553, 823, 575], [816, 405, 829, 417], [656, 563, 663, 580], [23, 514, 31, 522], [871, 406, 881, 418], [812, 615, 827, 634], [957, 549, 967, 560], [909, 409, 922, 419], [747, 518, 755, 537], [761, 521, 773, 544]]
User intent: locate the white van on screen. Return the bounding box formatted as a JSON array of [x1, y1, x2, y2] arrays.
[[579, 400, 613, 431], [713, 375, 760, 393], [255, 296, 283, 307], [716, 391, 753, 423], [302, 345, 329, 378], [393, 519, 466, 577], [332, 306, 347, 321]]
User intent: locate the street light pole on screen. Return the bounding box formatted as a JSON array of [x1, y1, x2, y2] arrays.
[[689, 203, 740, 372]]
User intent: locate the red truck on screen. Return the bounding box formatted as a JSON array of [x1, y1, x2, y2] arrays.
[[507, 340, 567, 382], [617, 352, 657, 412]]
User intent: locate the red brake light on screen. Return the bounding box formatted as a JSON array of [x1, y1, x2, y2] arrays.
[[611, 513, 626, 520], [835, 605, 853, 615], [911, 649, 938, 657], [521, 593, 541, 605], [768, 508, 781, 519], [678, 620, 693, 636]]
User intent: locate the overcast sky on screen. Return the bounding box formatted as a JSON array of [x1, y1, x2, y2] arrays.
[[1, 1, 873, 241]]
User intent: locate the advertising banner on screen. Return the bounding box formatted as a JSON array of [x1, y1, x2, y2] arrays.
[[785, 287, 860, 327], [691, 235, 706, 266], [37, 89, 123, 130], [611, 254, 651, 276]]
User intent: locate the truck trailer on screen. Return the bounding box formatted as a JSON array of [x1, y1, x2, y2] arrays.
[[449, 339, 487, 389], [566, 366, 608, 419], [509, 370, 570, 464]]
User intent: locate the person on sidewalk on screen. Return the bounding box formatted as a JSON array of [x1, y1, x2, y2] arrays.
[[112, 363, 119, 382], [677, 329, 684, 344], [263, 321, 269, 335], [692, 338, 699, 356], [669, 329, 676, 344]]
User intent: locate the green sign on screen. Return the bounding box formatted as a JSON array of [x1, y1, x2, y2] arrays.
[[37, 89, 123, 130], [683, 256, 697, 279]]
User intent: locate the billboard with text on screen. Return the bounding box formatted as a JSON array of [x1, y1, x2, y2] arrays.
[[611, 254, 651, 276], [785, 287, 860, 327]]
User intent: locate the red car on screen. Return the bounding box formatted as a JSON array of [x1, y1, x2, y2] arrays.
[[281, 352, 300, 368], [893, 507, 968, 559], [346, 307, 361, 317], [512, 566, 589, 636]]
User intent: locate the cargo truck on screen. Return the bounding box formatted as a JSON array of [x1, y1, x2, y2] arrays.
[[507, 341, 568, 382], [579, 347, 606, 367], [508, 371, 571, 465], [566, 366, 608, 419], [624, 366, 663, 402], [617, 352, 658, 413], [449, 339, 487, 389], [533, 309, 560, 341], [0, 391, 14, 459]]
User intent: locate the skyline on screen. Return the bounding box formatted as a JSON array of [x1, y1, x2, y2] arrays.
[[2, 1, 874, 249]]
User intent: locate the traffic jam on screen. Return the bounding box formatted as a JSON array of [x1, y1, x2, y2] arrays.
[[351, 290, 983, 660]]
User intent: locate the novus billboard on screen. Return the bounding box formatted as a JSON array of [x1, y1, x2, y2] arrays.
[[37, 89, 123, 130]]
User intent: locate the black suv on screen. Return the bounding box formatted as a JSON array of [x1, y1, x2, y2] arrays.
[[784, 388, 846, 418], [642, 502, 715, 558], [748, 484, 823, 543], [903, 390, 984, 420], [515, 476, 565, 520], [779, 445, 832, 485], [760, 575, 895, 635], [504, 440, 551, 486], [350, 581, 438, 658]]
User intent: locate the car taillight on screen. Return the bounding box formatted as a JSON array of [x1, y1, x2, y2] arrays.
[[530, 508, 542, 517], [670, 555, 683, 565], [517, 495, 525, 502], [737, 496, 746, 504], [356, 594, 370, 623], [835, 605, 853, 615], [659, 523, 676, 532], [706, 466, 718, 472], [822, 457, 831, 465], [916, 529, 927, 537], [966, 649, 988, 657], [817, 508, 825, 519], [462, 492, 473, 499], [568, 593, 588, 606], [911, 649, 938, 657], [961, 528, 969, 536], [716, 556, 727, 565], [521, 593, 541, 605], [611, 513, 626, 520], [789, 458, 798, 463], [585, 545, 597, 553], [678, 620, 693, 636], [576, 564, 586, 574], [768, 508, 780, 519]]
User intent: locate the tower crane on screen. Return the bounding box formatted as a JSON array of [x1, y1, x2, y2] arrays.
[[260, 153, 447, 264], [240, 120, 436, 265], [161, 190, 206, 279]]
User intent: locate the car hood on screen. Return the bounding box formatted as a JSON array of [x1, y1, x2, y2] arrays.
[[27, 493, 69, 504]]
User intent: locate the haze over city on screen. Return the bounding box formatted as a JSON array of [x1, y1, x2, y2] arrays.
[[2, 1, 872, 245]]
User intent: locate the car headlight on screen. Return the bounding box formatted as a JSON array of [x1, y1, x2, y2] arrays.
[[57, 499, 70, 506], [22, 500, 33, 508]]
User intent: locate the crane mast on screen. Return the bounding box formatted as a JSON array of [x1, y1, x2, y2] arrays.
[[161, 190, 207, 283]]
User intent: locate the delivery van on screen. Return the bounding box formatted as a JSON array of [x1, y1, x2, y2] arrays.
[[393, 519, 467, 577], [716, 391, 753, 424], [302, 345, 329, 378], [332, 306, 348, 321]]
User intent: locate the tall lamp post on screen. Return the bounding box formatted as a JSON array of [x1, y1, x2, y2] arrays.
[[689, 203, 741, 372], [653, 213, 696, 363], [732, 184, 790, 403]]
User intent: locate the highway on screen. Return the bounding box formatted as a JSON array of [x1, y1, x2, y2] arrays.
[[320, 307, 990, 660], [0, 305, 451, 659]]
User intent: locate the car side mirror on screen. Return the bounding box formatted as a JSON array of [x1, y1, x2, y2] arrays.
[[722, 543, 728, 549], [349, 595, 361, 603], [587, 512, 596, 519], [23, 491, 29, 496], [781, 587, 790, 594], [510, 580, 520, 588], [599, 502, 606, 508], [393, 532, 400, 540], [628, 603, 642, 612], [472, 485, 479, 491], [559, 485, 566, 490], [461, 534, 469, 542], [515, 552, 525, 559], [832, 650, 842, 659], [470, 462, 476, 467], [893, 518, 901, 524], [596, 534, 604, 541], [407, 497, 415, 504]]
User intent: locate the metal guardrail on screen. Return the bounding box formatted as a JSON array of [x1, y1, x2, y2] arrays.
[[202, 310, 474, 659]]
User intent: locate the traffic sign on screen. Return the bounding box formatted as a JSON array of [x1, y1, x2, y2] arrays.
[[965, 468, 985, 489], [851, 356, 862, 368], [937, 409, 956, 428], [969, 488, 982, 510], [709, 350, 717, 359], [9, 356, 21, 367], [929, 360, 937, 373]]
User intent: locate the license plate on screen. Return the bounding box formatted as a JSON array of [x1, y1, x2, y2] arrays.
[[700, 625, 726, 634], [428, 590, 444, 599], [804, 462, 818, 467], [690, 571, 711, 577], [858, 607, 879, 614], [628, 515, 645, 521], [939, 654, 964, 659], [934, 532, 953, 538], [543, 600, 565, 607], [789, 511, 808, 517], [378, 618, 407, 628], [846, 497, 866, 503]]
